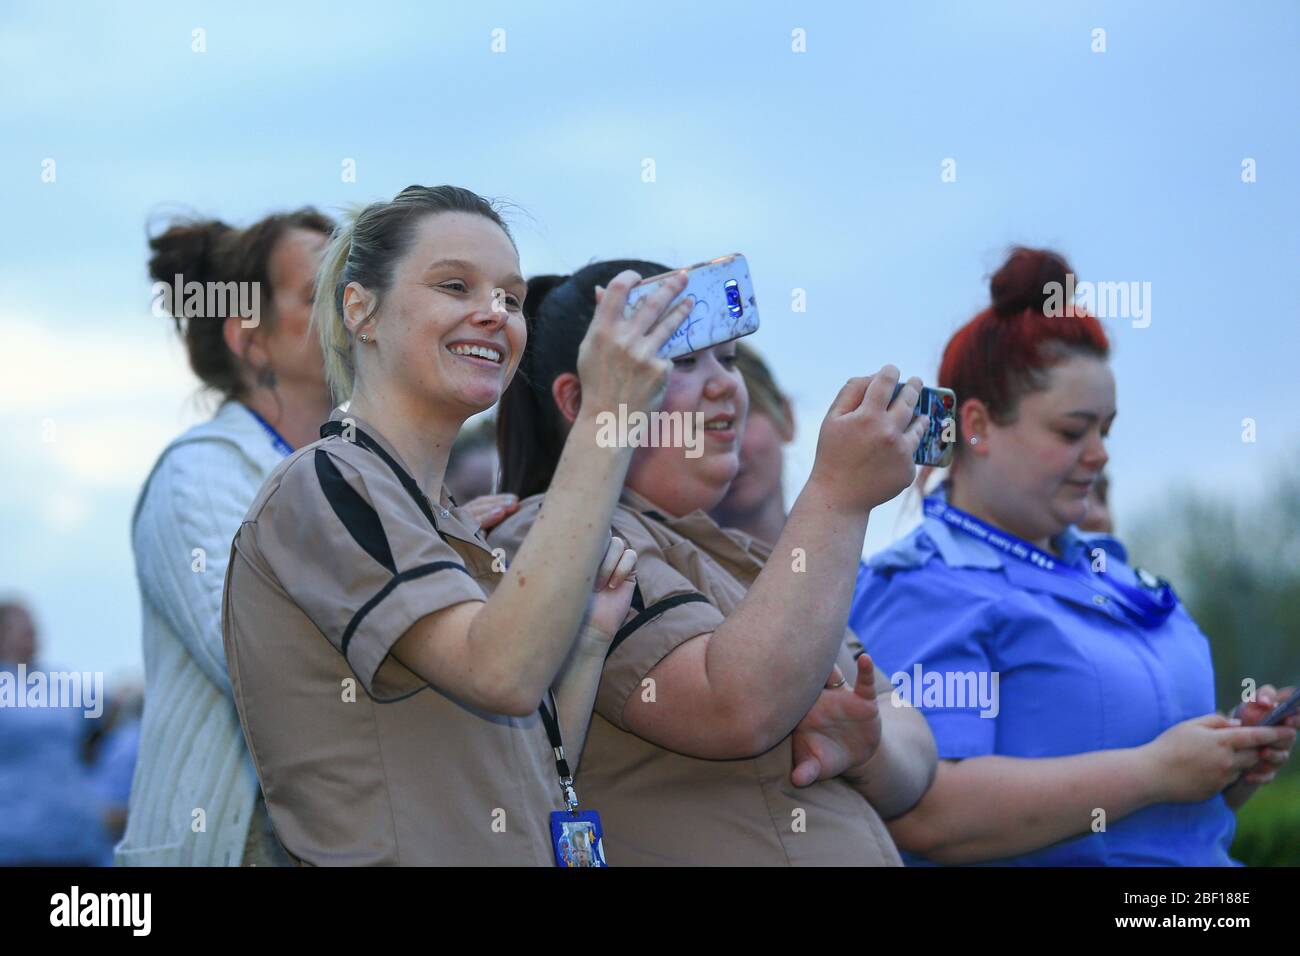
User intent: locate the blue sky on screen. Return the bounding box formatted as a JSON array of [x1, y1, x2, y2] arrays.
[[2, 0, 1297, 681]]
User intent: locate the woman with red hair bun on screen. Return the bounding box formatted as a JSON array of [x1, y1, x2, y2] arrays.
[[849, 247, 1296, 866]]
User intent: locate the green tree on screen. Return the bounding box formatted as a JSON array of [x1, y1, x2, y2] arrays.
[[1128, 453, 1300, 865]]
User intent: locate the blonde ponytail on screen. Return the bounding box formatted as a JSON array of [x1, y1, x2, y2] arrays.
[[312, 215, 360, 404]]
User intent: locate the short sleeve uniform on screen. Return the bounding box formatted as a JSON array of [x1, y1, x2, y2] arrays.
[[849, 489, 1238, 866], [490, 489, 902, 867], [222, 410, 562, 866]]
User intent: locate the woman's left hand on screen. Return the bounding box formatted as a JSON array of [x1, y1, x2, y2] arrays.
[[1234, 684, 1298, 785], [790, 653, 882, 788]]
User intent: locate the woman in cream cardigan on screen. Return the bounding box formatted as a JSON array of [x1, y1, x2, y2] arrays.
[[117, 208, 336, 865]]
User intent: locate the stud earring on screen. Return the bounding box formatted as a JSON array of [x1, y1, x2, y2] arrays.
[[969, 436, 980, 445], [359, 333, 369, 343]]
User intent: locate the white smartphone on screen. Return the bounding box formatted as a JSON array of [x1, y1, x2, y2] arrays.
[[624, 253, 760, 360]]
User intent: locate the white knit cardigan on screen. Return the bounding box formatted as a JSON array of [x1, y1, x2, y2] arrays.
[[115, 400, 287, 866]]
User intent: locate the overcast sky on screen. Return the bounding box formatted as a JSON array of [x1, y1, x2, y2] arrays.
[[3, 0, 1297, 682]]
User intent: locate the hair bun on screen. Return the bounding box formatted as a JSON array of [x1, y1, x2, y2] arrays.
[[523, 273, 570, 319], [990, 246, 1073, 317], [147, 219, 233, 288]]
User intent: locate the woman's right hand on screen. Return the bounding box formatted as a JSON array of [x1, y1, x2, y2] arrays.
[[1144, 713, 1296, 803], [807, 365, 928, 512], [574, 270, 693, 419]]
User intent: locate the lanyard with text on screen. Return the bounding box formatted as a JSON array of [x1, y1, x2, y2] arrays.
[[246, 407, 294, 457], [537, 691, 608, 867], [923, 497, 1179, 630]]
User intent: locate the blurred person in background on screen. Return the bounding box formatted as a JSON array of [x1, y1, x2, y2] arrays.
[[850, 248, 1296, 866], [117, 207, 335, 866], [445, 415, 519, 531], [0, 601, 113, 866], [708, 342, 795, 547], [87, 684, 143, 854]]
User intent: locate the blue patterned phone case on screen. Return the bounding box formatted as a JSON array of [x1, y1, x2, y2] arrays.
[[625, 253, 760, 360]]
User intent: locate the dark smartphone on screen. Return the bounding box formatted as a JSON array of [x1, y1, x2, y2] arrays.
[[1260, 686, 1300, 727], [891, 382, 956, 468]]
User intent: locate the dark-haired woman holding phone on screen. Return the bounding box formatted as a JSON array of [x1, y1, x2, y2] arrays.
[[490, 260, 938, 866]]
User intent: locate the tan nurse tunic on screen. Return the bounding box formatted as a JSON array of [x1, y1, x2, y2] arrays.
[[489, 488, 903, 866], [221, 409, 563, 866]]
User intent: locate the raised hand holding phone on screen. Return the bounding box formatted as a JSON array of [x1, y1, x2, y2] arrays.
[[891, 382, 958, 468], [580, 269, 691, 419], [807, 366, 928, 514]]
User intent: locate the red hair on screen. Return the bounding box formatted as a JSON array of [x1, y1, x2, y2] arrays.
[[915, 247, 1107, 502], [940, 247, 1110, 446]]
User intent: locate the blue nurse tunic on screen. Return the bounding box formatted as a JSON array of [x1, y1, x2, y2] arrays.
[[849, 496, 1239, 866]]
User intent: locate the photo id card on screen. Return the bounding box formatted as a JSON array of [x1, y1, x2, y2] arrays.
[[550, 809, 608, 867]]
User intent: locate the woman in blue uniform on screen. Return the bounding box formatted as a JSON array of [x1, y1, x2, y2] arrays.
[[851, 248, 1296, 866]]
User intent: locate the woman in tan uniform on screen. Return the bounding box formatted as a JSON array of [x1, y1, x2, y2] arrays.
[[491, 261, 939, 865], [221, 189, 696, 865]]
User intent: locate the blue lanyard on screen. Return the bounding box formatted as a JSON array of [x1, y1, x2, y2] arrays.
[[923, 497, 1179, 629], [245, 407, 294, 457]]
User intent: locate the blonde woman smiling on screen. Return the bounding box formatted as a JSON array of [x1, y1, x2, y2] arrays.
[[222, 186, 692, 865]]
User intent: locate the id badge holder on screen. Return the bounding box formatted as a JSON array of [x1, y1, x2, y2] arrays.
[[538, 692, 608, 867], [550, 808, 608, 867]]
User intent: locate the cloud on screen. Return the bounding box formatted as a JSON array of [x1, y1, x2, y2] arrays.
[[0, 314, 205, 492], [39, 490, 94, 534]]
